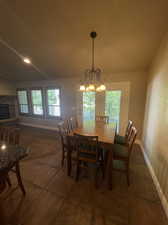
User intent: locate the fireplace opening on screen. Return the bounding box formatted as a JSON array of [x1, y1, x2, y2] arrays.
[[0, 104, 10, 120]]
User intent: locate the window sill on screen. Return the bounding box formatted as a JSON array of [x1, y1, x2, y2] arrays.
[[19, 114, 62, 121]]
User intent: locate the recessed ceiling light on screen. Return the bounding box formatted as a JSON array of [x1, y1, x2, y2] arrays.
[[23, 57, 31, 64]]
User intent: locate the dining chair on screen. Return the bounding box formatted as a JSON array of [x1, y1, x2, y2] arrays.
[[96, 115, 109, 124], [58, 121, 70, 167], [112, 126, 137, 185], [68, 116, 78, 131], [8, 128, 20, 145], [0, 126, 20, 145], [114, 120, 133, 145], [0, 126, 9, 142], [73, 133, 104, 187]]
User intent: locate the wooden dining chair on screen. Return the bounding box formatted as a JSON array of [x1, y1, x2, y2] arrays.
[[8, 128, 20, 145], [0, 126, 10, 142], [114, 120, 133, 145], [73, 133, 104, 187], [0, 126, 20, 144], [112, 126, 137, 185], [96, 115, 109, 124], [68, 116, 78, 131], [58, 121, 70, 167]]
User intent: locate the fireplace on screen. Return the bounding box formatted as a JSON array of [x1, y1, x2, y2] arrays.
[[0, 104, 10, 120]]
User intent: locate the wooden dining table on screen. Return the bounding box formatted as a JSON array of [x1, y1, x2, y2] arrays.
[[0, 141, 29, 194], [68, 121, 116, 189]]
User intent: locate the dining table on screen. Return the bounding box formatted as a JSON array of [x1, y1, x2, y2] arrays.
[[68, 121, 116, 189], [0, 141, 29, 194]]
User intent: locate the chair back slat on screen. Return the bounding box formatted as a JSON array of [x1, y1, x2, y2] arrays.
[[0, 126, 20, 145], [9, 128, 20, 145], [125, 120, 133, 139], [74, 133, 99, 162], [96, 115, 109, 124], [127, 126, 137, 157], [68, 116, 78, 131], [58, 121, 69, 148]]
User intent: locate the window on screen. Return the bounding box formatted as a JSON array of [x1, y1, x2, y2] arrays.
[[83, 92, 95, 123], [105, 90, 121, 129], [46, 88, 61, 117], [17, 90, 29, 114], [31, 89, 43, 115], [17, 87, 61, 118]]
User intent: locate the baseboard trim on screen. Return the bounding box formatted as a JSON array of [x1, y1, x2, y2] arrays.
[[19, 122, 59, 132], [137, 140, 168, 219]]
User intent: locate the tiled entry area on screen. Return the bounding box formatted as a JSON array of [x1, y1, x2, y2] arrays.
[[0, 126, 167, 225]]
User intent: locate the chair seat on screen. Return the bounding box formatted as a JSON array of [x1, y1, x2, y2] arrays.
[[114, 134, 127, 145], [79, 151, 96, 161], [113, 159, 126, 171], [78, 152, 102, 169], [113, 144, 129, 158]]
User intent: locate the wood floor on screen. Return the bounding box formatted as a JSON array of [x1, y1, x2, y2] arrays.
[[0, 126, 167, 225]]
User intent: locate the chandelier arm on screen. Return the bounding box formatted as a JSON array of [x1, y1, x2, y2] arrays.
[[92, 37, 94, 71]]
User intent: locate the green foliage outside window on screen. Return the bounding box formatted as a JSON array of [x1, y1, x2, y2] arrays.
[[105, 90, 121, 125], [47, 89, 59, 105], [83, 92, 95, 122]]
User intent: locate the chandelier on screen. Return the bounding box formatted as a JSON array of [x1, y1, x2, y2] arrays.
[[79, 31, 106, 92]]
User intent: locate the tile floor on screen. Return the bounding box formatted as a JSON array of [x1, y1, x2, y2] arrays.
[[0, 126, 167, 225]]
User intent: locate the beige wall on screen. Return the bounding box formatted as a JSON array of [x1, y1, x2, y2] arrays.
[[142, 33, 168, 203], [16, 72, 147, 136], [0, 78, 16, 96]]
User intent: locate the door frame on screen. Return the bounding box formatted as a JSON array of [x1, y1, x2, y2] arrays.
[[105, 82, 130, 135], [76, 81, 130, 135]]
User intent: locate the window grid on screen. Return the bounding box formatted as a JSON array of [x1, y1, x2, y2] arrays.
[[31, 89, 43, 116], [17, 90, 29, 114], [17, 88, 61, 118], [46, 88, 61, 117]]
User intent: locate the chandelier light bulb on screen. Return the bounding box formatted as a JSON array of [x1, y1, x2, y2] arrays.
[[80, 85, 86, 91], [86, 86, 90, 92], [88, 84, 95, 91], [96, 86, 101, 92], [100, 84, 106, 91]]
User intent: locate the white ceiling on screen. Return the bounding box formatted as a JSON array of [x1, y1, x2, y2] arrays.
[[0, 0, 168, 81]]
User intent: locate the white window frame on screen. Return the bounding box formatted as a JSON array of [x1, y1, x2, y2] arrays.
[[46, 87, 61, 118], [30, 88, 44, 117], [17, 89, 30, 115]]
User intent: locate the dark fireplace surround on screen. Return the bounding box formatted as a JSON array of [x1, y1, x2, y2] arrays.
[[0, 96, 16, 120], [0, 104, 10, 120]]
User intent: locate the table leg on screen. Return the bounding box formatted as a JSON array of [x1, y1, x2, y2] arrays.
[[0, 174, 6, 194], [104, 145, 113, 190], [15, 162, 26, 195]]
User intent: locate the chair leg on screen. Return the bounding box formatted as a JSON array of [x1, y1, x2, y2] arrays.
[[101, 164, 105, 179], [126, 164, 130, 186], [6, 174, 12, 187], [75, 161, 80, 181], [61, 149, 65, 167], [126, 172, 130, 186], [94, 167, 99, 188], [67, 149, 72, 176], [15, 162, 26, 195]]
